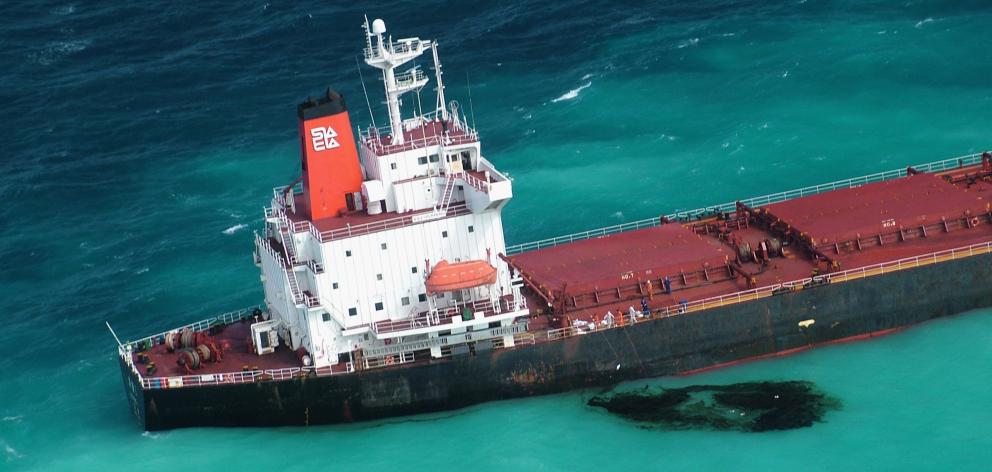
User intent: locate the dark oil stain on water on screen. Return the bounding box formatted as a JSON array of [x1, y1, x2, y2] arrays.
[[589, 381, 841, 432]]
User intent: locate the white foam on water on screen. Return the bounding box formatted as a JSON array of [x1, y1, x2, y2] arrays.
[[222, 223, 247, 235], [31, 40, 90, 66], [915, 17, 933, 28], [3, 441, 23, 460], [551, 82, 592, 103], [51, 4, 75, 15]]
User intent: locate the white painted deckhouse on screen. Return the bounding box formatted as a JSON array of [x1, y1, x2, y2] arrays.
[[254, 18, 529, 370]]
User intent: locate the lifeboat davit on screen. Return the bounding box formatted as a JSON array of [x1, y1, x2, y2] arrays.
[[426, 260, 497, 294]]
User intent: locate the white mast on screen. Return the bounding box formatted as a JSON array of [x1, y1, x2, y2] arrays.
[[431, 42, 448, 122], [362, 18, 430, 145]]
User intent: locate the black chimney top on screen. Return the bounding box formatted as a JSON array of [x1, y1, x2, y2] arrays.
[[298, 88, 347, 120]]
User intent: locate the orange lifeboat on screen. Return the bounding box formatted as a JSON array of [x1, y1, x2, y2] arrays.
[[426, 260, 497, 294]]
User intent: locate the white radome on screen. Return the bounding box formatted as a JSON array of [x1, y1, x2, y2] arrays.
[[371, 18, 386, 34]]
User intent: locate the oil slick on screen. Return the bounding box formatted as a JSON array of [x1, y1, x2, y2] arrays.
[[588, 381, 840, 432]]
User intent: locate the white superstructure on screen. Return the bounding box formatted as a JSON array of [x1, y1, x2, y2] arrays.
[[253, 19, 528, 370]]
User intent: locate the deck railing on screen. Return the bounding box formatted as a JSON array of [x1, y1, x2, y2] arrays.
[[546, 239, 992, 341], [269, 203, 473, 244], [506, 152, 986, 255], [460, 171, 491, 193], [137, 362, 357, 390], [129, 350, 357, 391], [371, 295, 525, 335], [125, 306, 259, 351], [359, 110, 479, 156], [363, 351, 416, 370]]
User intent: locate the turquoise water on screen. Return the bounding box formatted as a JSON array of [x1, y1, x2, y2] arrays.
[[3, 1, 992, 470]]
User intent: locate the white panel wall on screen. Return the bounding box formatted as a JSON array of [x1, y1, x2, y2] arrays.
[[310, 210, 507, 329]]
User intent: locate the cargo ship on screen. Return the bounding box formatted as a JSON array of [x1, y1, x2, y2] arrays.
[[113, 19, 992, 430]]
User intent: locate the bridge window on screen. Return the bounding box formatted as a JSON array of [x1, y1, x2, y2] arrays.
[[418, 156, 427, 165], [468, 225, 474, 233], [429, 154, 439, 163], [411, 266, 418, 274], [348, 307, 357, 317], [376, 273, 383, 281], [381, 243, 387, 250], [322, 313, 331, 322], [401, 296, 410, 306], [418, 293, 427, 302], [442, 231, 448, 238], [374, 302, 384, 311], [345, 250, 352, 257], [332, 282, 339, 289]]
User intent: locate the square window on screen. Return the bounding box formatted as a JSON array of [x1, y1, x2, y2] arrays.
[[381, 243, 387, 250], [442, 231, 448, 238], [374, 302, 384, 311], [332, 282, 339, 289], [418, 293, 427, 302], [376, 273, 383, 281], [345, 250, 352, 257], [418, 156, 428, 165], [411, 266, 418, 274], [429, 154, 439, 163], [468, 225, 474, 233], [348, 307, 358, 317], [390, 162, 397, 170], [401, 296, 410, 306], [322, 313, 331, 322]]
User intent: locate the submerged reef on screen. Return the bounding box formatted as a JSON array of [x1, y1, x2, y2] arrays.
[[588, 381, 840, 432]]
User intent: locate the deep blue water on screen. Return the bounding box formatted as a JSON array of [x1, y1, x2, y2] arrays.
[[3, 1, 992, 470]]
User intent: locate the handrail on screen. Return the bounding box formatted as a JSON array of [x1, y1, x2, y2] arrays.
[[459, 171, 490, 193], [278, 203, 472, 244], [137, 361, 357, 390], [506, 152, 986, 255], [359, 112, 479, 157], [371, 296, 517, 335], [547, 239, 992, 341]]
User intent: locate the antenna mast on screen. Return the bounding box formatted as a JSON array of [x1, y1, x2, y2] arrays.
[[362, 18, 430, 145], [431, 42, 448, 121]]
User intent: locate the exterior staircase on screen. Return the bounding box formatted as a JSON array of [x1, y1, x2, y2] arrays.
[[279, 227, 299, 265], [434, 172, 458, 214], [285, 269, 304, 305]]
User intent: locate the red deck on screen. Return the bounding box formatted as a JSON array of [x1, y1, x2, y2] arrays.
[[133, 319, 302, 378], [508, 224, 731, 294], [764, 173, 990, 247], [507, 163, 992, 326]]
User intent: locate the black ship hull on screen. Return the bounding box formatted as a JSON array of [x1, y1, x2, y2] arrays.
[[120, 252, 992, 430]]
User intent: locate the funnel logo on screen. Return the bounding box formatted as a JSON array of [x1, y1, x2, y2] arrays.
[[310, 126, 340, 152]]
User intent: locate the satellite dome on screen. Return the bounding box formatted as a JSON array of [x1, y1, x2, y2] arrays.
[[371, 19, 386, 34]]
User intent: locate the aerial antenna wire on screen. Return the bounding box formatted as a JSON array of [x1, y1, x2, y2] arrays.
[[466, 71, 478, 131], [413, 59, 425, 121], [356, 55, 377, 130]]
